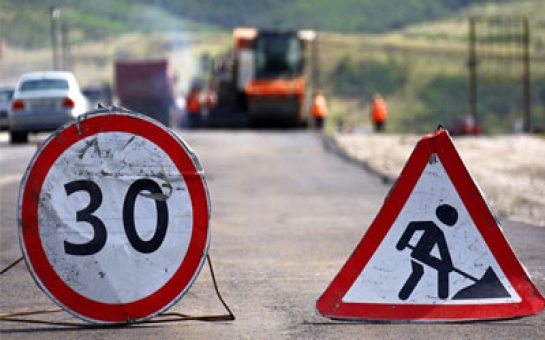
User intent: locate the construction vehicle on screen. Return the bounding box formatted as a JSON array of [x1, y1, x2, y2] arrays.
[[114, 59, 177, 127], [208, 27, 317, 128]]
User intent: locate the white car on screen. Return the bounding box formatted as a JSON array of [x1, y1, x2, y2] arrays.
[[8, 71, 90, 143]]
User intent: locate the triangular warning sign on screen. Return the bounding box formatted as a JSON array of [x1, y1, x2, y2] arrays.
[[317, 129, 544, 321]]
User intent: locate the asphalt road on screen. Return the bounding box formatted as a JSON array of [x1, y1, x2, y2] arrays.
[[0, 130, 543, 339]]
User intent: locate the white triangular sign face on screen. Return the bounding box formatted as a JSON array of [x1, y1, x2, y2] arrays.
[[317, 130, 544, 321], [343, 156, 518, 305]]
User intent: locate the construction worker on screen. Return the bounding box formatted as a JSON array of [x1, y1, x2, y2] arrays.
[[311, 90, 328, 131], [371, 93, 388, 132], [186, 84, 202, 129]]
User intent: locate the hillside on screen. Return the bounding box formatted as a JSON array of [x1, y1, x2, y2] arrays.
[[151, 0, 508, 33], [1, 0, 509, 47], [1, 0, 544, 134], [319, 1, 545, 134]]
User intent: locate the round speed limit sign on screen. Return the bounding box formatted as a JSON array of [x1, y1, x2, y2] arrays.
[[18, 110, 211, 324]]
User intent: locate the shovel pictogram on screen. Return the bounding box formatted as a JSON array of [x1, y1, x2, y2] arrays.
[[405, 244, 511, 300], [451, 266, 510, 300]]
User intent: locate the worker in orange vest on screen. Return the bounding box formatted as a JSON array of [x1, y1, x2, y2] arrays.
[[371, 93, 388, 132], [311, 90, 328, 131], [186, 84, 202, 129]]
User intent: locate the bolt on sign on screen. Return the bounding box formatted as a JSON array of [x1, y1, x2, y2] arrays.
[[18, 109, 211, 324], [317, 129, 545, 322]]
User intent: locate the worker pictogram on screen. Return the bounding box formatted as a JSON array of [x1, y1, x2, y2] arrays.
[[316, 129, 544, 321], [18, 109, 211, 324], [395, 204, 510, 302], [396, 204, 457, 301]]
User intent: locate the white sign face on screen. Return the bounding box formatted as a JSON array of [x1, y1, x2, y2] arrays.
[[19, 112, 210, 323], [342, 156, 520, 305], [39, 132, 192, 304]]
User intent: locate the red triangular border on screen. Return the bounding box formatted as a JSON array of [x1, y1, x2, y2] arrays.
[[316, 129, 544, 321]]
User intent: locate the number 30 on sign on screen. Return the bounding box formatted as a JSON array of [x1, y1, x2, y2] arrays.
[[18, 110, 211, 324]]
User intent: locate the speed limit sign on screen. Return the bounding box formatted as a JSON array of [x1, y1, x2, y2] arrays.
[[18, 110, 211, 324]]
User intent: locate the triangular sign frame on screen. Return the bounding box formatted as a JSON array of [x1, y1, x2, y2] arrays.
[[317, 129, 544, 321]]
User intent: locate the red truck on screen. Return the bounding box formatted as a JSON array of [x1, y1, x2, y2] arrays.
[[114, 59, 176, 126]]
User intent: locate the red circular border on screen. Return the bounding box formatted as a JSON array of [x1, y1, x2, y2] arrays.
[[19, 113, 210, 323]]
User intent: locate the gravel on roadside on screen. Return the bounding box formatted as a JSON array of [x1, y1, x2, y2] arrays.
[[332, 132, 545, 227]]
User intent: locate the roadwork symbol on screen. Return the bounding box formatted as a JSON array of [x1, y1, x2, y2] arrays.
[[396, 204, 457, 301], [316, 129, 544, 322], [396, 204, 509, 302]]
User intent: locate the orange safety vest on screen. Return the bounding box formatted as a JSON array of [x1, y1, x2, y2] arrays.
[[371, 97, 387, 123], [311, 95, 328, 118], [186, 90, 201, 114]]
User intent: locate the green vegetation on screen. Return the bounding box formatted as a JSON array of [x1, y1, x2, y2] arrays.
[[158, 0, 508, 33], [2, 0, 545, 134], [0, 0, 220, 47], [1, 0, 509, 48], [319, 0, 545, 134], [328, 57, 408, 102]]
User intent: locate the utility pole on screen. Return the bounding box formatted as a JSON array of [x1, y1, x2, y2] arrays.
[[0, 8, 4, 60], [61, 22, 71, 71], [522, 16, 531, 133], [50, 6, 61, 70], [312, 32, 321, 91], [470, 16, 532, 134], [468, 17, 478, 125]]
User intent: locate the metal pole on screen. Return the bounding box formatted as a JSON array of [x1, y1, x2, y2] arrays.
[[469, 17, 478, 125], [312, 33, 321, 90], [522, 16, 531, 133], [50, 6, 60, 70], [0, 10, 3, 60], [61, 22, 70, 71]]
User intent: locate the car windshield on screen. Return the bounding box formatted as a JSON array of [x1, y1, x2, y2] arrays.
[[0, 89, 14, 102], [20, 79, 69, 91]]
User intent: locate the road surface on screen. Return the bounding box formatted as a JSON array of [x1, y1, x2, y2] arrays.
[[0, 130, 543, 339]]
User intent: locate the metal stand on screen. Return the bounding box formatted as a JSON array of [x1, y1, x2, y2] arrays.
[[0, 254, 235, 328]]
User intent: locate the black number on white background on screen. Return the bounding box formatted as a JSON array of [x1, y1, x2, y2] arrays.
[[64, 180, 107, 256], [123, 179, 169, 254], [64, 179, 169, 255]]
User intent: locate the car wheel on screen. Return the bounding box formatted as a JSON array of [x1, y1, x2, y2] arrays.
[[9, 131, 28, 144]]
